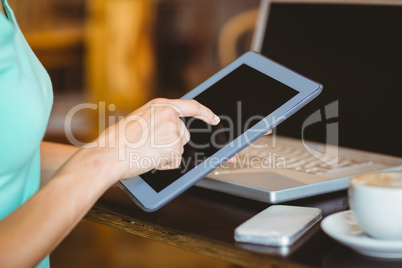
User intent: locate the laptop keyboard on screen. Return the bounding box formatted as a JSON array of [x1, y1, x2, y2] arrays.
[[233, 143, 374, 175]]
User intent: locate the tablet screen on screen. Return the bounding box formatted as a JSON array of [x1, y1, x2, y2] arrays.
[[140, 64, 298, 192]]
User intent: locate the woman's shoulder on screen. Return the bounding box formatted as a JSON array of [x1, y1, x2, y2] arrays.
[[0, 0, 16, 44]]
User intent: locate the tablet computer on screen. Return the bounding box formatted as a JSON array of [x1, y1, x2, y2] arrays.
[[118, 51, 322, 212]]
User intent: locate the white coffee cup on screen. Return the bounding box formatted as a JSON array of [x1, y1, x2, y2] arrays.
[[349, 171, 402, 240]]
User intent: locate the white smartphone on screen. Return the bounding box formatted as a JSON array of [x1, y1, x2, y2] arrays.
[[235, 205, 322, 247], [118, 51, 322, 212]]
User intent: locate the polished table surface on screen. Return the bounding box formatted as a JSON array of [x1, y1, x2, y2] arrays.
[[85, 185, 402, 268]]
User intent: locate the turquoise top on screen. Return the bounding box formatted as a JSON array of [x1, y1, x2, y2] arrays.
[[0, 0, 53, 267]]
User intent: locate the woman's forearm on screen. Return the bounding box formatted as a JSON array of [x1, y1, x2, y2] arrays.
[[0, 147, 116, 267], [40, 141, 79, 186], [0, 98, 218, 267]]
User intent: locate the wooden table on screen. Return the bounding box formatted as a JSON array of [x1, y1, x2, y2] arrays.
[[85, 185, 402, 268]]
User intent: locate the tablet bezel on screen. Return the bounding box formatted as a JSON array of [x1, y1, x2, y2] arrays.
[[118, 51, 322, 212]]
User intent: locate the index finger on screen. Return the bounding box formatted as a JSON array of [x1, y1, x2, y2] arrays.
[[163, 99, 220, 125]]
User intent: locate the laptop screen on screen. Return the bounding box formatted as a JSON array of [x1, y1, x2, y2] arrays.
[[257, 3, 402, 157]]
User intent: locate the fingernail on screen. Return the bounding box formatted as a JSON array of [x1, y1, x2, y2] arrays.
[[228, 156, 236, 163], [214, 115, 220, 124]]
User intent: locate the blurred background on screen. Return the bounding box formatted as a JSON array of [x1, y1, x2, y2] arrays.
[[7, 0, 259, 266]]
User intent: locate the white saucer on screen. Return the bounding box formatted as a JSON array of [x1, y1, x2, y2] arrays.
[[321, 210, 402, 259]]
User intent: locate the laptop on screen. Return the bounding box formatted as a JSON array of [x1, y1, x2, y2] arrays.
[[196, 0, 402, 203]]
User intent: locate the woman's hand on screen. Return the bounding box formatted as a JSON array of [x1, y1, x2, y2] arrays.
[[0, 98, 218, 267], [85, 98, 219, 184], [0, 99, 219, 266]]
